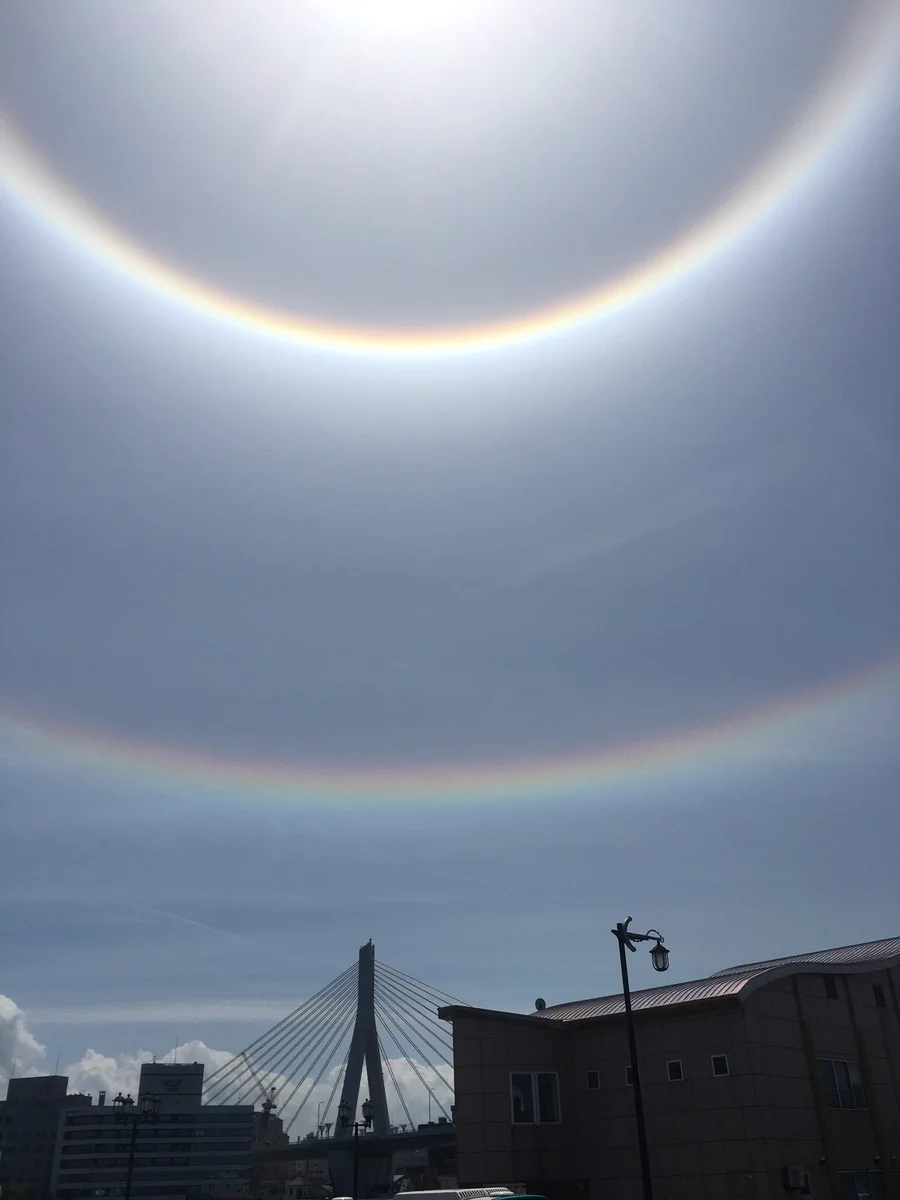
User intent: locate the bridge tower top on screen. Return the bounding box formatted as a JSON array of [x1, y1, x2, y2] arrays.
[[202, 941, 463, 1141], [333, 940, 390, 1137]]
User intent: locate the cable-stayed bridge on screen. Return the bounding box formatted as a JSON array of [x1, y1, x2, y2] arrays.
[[202, 942, 463, 1196]]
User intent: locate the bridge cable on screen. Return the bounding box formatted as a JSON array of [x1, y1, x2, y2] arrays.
[[376, 960, 470, 1009], [210, 970, 357, 1108], [206, 964, 357, 1099], [374, 964, 458, 1051], [204, 963, 357, 1103], [374, 1000, 451, 1123], [373, 998, 452, 1120], [375, 995, 454, 1074], [375, 988, 454, 1078], [244, 971, 358, 1111], [374, 972, 454, 1058], [318, 1041, 351, 1132], [282, 1003, 359, 1136], [374, 974, 453, 1060], [379, 1035, 414, 1131], [273, 988, 357, 1129], [208, 967, 358, 1105], [240, 968, 359, 1103]]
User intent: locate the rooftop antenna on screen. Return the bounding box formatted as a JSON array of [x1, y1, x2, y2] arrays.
[[55, 1054, 60, 1075], [174, 1036, 179, 1064]]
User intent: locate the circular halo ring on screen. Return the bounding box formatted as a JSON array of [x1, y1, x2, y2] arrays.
[[1, 651, 897, 805], [1, 6, 898, 359]]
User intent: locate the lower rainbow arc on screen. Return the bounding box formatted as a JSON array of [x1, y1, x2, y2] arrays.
[[1, 653, 897, 804]]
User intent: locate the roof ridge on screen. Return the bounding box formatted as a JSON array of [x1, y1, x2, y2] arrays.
[[710, 934, 900, 977], [539, 971, 739, 1012]]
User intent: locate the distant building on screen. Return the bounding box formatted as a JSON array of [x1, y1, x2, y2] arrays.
[[250, 1114, 292, 1200], [283, 1175, 327, 1200], [439, 935, 900, 1200], [291, 1159, 328, 1188], [0, 1077, 91, 1200], [51, 1062, 254, 1200]]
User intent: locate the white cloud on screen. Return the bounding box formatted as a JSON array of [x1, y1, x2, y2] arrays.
[[2, 995, 453, 1135], [0, 998, 234, 1103], [0, 994, 48, 1090], [63, 1041, 235, 1100]]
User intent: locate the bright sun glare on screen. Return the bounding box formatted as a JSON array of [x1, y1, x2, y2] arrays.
[[314, 0, 499, 43]]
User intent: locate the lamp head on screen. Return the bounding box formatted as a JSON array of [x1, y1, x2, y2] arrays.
[[650, 941, 670, 972]]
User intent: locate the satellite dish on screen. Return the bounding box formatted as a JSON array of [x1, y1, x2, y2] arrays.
[[534, 998, 546, 1011]]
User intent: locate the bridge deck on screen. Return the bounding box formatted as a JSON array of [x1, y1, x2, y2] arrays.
[[255, 1125, 456, 1160]]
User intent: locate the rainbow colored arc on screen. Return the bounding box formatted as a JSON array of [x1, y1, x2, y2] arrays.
[[2, 653, 897, 804], [1, 11, 898, 804], [1, 6, 898, 359]]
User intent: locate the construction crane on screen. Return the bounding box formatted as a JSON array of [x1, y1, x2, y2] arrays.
[[241, 1052, 277, 1125]]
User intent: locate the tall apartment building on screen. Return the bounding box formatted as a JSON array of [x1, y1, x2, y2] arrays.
[[440, 935, 900, 1200], [0, 1077, 92, 1200], [52, 1062, 254, 1200]]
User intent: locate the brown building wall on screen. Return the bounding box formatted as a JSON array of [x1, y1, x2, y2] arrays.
[[451, 965, 900, 1200]]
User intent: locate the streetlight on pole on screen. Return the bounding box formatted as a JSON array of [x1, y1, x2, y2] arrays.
[[611, 917, 670, 1200], [113, 1091, 160, 1200], [337, 1097, 375, 1199]]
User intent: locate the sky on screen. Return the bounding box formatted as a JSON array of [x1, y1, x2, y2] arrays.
[[1, 0, 899, 1133]]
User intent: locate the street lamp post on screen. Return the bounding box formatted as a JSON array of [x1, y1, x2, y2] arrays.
[[337, 1097, 375, 1199], [113, 1092, 160, 1200], [611, 917, 670, 1200]]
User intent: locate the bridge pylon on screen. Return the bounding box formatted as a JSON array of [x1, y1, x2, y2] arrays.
[[333, 940, 390, 1138]]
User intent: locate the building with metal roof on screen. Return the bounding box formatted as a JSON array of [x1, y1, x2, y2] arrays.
[[524, 936, 900, 1024], [438, 935, 900, 1200]]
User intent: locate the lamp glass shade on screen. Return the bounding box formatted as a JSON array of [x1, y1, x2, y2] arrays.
[[650, 942, 670, 972], [362, 1098, 375, 1126], [337, 1099, 350, 1127]]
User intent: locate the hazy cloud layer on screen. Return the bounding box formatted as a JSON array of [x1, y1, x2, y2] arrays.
[[1, 1, 898, 1077]]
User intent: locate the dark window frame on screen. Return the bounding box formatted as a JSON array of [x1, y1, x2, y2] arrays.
[[823, 974, 839, 1000], [666, 1059, 684, 1082], [839, 1170, 885, 1200], [509, 1070, 561, 1125], [711, 1054, 730, 1077], [873, 984, 886, 1008], [585, 1069, 600, 1091], [819, 1058, 868, 1110]]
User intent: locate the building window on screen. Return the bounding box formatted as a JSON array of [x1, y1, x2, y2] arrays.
[[819, 1059, 868, 1110], [711, 1054, 730, 1077], [624, 1065, 640, 1086], [840, 1171, 885, 1200], [510, 1071, 560, 1124], [823, 974, 839, 1000], [586, 1070, 600, 1090], [873, 984, 886, 1008], [666, 1060, 684, 1082]]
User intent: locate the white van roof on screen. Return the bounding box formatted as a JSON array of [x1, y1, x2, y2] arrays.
[[400, 1190, 513, 1200]]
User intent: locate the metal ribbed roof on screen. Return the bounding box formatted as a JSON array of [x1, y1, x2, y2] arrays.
[[709, 935, 900, 977], [536, 974, 754, 1021], [536, 936, 900, 1023]]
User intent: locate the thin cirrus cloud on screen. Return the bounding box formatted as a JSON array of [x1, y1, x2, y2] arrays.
[[26, 998, 302, 1026]]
